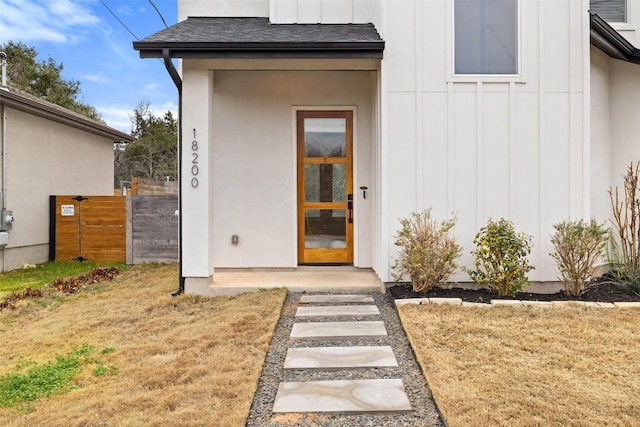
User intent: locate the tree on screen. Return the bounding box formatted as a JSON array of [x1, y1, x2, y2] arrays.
[[114, 101, 178, 187], [0, 41, 102, 121]]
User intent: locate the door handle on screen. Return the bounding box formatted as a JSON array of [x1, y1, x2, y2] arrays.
[[347, 194, 353, 223]]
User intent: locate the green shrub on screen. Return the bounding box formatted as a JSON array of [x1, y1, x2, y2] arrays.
[[392, 209, 462, 292], [550, 220, 608, 296], [606, 236, 640, 297], [464, 218, 534, 296]]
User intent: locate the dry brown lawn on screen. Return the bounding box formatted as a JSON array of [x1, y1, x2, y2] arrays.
[[398, 304, 640, 427], [0, 263, 286, 427]]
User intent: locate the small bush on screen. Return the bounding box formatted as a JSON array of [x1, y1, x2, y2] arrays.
[[608, 161, 640, 296], [392, 209, 462, 292], [606, 237, 640, 297], [610, 268, 640, 297], [465, 218, 534, 296], [550, 220, 608, 296]]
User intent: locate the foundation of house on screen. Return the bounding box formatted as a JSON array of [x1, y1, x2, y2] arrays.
[[185, 266, 385, 296]]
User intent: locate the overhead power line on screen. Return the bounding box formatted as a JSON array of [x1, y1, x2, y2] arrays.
[[99, 0, 140, 40], [148, 0, 169, 29], [99, 0, 166, 65]]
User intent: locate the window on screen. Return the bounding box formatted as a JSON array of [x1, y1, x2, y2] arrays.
[[590, 0, 626, 23], [454, 0, 518, 75]]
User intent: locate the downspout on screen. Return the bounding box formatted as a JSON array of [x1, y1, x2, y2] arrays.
[[1, 53, 7, 213], [1, 52, 8, 272], [162, 48, 185, 296]]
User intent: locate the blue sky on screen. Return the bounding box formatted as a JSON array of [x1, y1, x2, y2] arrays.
[[0, 0, 178, 133]]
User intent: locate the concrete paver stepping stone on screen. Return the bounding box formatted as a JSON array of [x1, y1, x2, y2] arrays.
[[272, 379, 412, 413], [295, 305, 379, 317], [300, 294, 375, 304], [290, 321, 387, 339], [284, 346, 398, 369]]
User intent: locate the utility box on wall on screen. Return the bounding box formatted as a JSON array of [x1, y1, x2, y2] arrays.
[[1, 209, 13, 231], [0, 231, 8, 247]]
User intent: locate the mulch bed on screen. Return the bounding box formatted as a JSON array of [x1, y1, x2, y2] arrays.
[[388, 281, 640, 303]]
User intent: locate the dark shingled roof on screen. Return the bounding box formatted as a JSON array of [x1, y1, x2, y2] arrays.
[[133, 17, 384, 59]]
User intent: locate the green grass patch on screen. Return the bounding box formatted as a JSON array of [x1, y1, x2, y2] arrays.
[[0, 262, 127, 296], [0, 344, 117, 412]]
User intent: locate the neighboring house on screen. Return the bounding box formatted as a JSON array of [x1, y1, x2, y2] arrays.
[[0, 83, 134, 272], [134, 0, 640, 294]]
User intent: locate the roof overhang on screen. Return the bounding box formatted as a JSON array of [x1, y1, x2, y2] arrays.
[[590, 13, 640, 64], [133, 17, 384, 59]]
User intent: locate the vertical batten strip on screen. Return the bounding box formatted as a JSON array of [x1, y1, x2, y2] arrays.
[[509, 81, 516, 220], [415, 0, 424, 209], [270, 0, 277, 23], [372, 70, 381, 272], [447, 82, 454, 216], [446, 0, 454, 215], [582, 0, 591, 220], [568, 0, 574, 220], [476, 82, 483, 230], [379, 0, 390, 281], [537, 0, 546, 280]]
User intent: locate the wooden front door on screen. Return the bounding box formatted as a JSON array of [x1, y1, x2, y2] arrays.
[[297, 111, 353, 264]]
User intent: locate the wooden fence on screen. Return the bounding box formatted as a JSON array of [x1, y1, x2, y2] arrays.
[[127, 195, 178, 264], [50, 195, 178, 264]]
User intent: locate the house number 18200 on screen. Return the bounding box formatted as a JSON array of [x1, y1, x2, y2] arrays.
[[191, 132, 199, 188]]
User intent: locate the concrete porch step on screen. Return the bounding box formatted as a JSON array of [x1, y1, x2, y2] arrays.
[[272, 379, 412, 414], [188, 268, 384, 296]]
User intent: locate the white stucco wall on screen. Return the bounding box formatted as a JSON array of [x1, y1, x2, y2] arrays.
[[211, 69, 375, 268], [610, 58, 640, 186], [2, 108, 114, 270], [181, 59, 378, 285]]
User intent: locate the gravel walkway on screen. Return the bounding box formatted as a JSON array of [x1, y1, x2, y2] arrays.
[[245, 291, 445, 427]]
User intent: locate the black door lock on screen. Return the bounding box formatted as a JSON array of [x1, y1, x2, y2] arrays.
[[360, 186, 368, 199]]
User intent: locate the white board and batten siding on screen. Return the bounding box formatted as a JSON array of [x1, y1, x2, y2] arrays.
[[375, 0, 591, 282]]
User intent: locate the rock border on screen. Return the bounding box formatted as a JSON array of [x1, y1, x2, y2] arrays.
[[395, 298, 640, 308]]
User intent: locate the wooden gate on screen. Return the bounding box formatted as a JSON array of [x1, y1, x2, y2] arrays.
[[50, 196, 126, 262]]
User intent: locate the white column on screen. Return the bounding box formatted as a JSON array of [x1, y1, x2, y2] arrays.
[[182, 66, 215, 291]]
